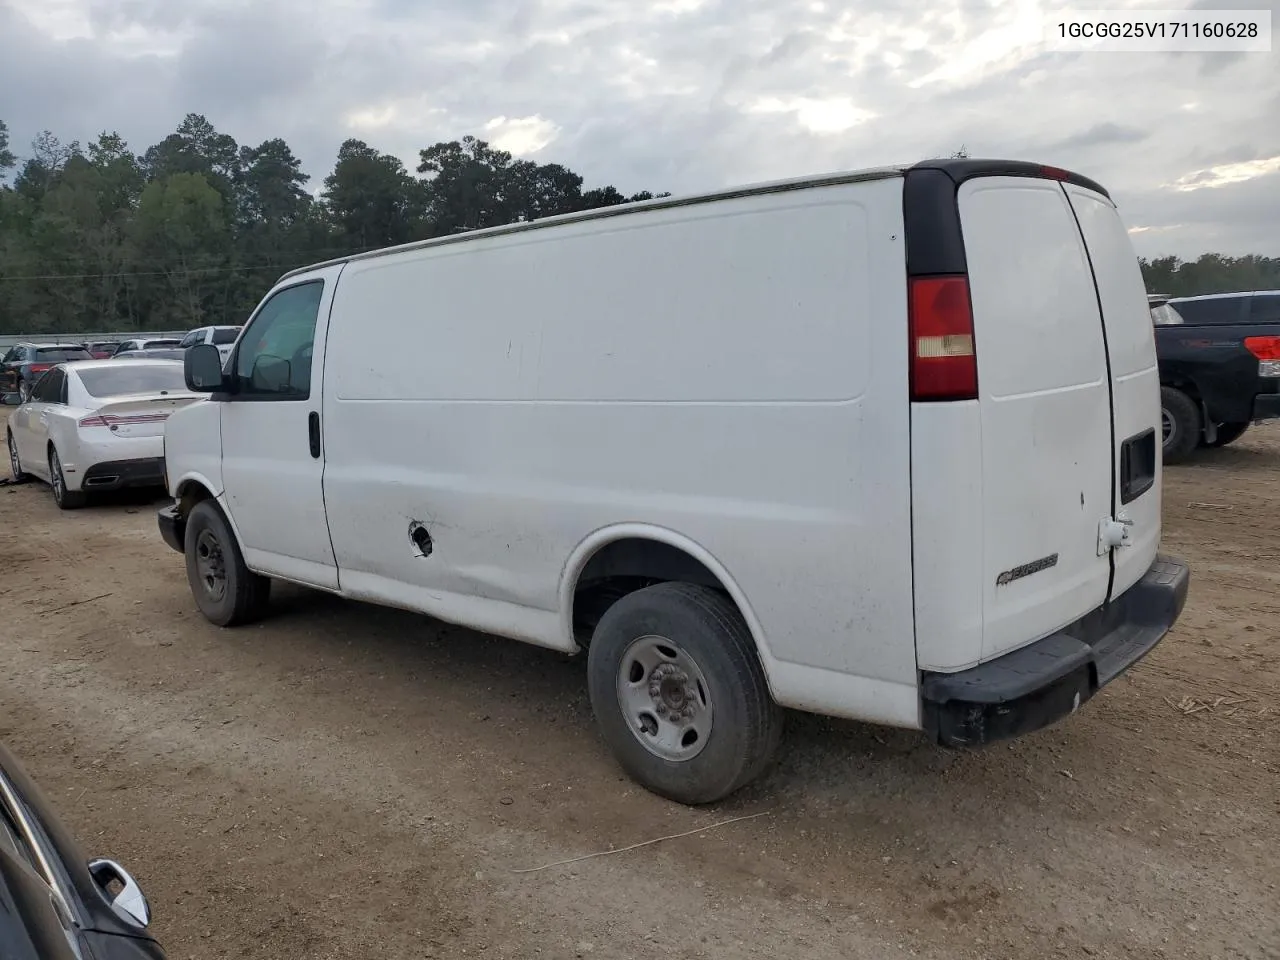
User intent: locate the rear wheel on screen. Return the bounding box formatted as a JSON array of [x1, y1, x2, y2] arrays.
[[184, 500, 271, 626], [1206, 421, 1249, 448], [586, 582, 783, 805], [1160, 387, 1201, 465], [6, 431, 27, 483], [48, 447, 86, 509]]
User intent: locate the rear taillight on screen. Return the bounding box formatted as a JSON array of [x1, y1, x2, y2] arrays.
[[28, 364, 52, 375], [909, 275, 978, 401], [78, 413, 170, 428], [1246, 336, 1280, 377]]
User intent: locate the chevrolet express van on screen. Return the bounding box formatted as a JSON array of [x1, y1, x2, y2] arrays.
[[158, 159, 1190, 804]]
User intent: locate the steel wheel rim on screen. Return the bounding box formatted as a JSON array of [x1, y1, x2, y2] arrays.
[[7, 436, 18, 478], [1161, 409, 1174, 446], [616, 635, 713, 761], [49, 451, 63, 501], [194, 529, 227, 603]]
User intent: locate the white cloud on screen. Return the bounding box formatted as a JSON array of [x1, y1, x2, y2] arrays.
[[483, 115, 560, 156], [1169, 155, 1280, 192], [745, 97, 875, 134]]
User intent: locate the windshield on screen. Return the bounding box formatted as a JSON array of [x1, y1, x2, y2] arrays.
[[211, 327, 242, 345], [35, 347, 92, 361], [1150, 303, 1186, 326], [78, 363, 187, 398]]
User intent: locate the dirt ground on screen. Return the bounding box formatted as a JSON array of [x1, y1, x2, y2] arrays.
[[1, 414, 1277, 960]]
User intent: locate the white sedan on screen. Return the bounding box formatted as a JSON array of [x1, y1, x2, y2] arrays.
[[5, 359, 200, 510]]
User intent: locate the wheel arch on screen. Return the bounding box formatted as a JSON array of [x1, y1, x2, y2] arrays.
[[174, 475, 218, 514], [172, 475, 251, 563], [559, 524, 774, 677]]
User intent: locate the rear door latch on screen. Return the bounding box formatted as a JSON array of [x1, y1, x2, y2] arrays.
[[1097, 516, 1133, 555]]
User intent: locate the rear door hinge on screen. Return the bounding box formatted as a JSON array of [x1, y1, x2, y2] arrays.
[[1097, 515, 1133, 555]]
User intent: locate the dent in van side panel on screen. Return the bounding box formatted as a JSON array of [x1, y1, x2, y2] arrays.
[[320, 179, 919, 725]]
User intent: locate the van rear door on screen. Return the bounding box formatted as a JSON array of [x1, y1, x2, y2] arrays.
[[957, 174, 1116, 662], [1061, 185, 1162, 597]]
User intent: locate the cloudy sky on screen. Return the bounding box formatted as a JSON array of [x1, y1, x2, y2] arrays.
[[2, 0, 1277, 259]]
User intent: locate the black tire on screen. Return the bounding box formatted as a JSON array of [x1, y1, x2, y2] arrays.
[[1206, 421, 1249, 448], [6, 431, 28, 483], [1161, 387, 1201, 465], [184, 500, 271, 626], [48, 447, 86, 509], [586, 582, 783, 805]]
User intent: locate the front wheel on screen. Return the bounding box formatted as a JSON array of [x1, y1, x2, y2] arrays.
[[48, 447, 86, 509], [1205, 421, 1249, 448], [1160, 387, 1201, 465], [586, 582, 783, 805], [184, 500, 272, 626]]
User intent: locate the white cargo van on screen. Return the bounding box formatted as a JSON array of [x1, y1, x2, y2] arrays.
[[159, 159, 1189, 804]]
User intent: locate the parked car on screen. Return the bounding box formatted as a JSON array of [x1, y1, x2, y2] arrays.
[[7, 359, 198, 509], [0, 739, 166, 959], [110, 339, 182, 357], [160, 159, 1189, 804], [112, 349, 187, 362], [1, 344, 94, 403], [1151, 290, 1280, 462], [178, 326, 242, 364], [83, 341, 123, 360]]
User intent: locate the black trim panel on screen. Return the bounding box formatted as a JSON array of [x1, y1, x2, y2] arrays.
[[1254, 394, 1280, 421], [909, 158, 1111, 199], [157, 505, 185, 554], [81, 458, 166, 491], [902, 168, 968, 277]]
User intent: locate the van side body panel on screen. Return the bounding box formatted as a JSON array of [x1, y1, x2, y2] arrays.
[[320, 179, 921, 726]]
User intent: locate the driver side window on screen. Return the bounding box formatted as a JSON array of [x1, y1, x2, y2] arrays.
[[233, 281, 325, 400]]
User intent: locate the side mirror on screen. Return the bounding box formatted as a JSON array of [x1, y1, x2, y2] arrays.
[[185, 343, 226, 393], [88, 858, 151, 928]]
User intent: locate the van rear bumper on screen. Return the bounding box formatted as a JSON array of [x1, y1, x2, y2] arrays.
[[921, 554, 1189, 747]]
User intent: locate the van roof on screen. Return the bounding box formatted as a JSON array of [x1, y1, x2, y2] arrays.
[[279, 158, 1110, 282], [1169, 291, 1280, 303]]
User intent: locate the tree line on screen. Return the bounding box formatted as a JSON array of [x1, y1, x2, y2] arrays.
[[0, 114, 666, 335], [1140, 254, 1280, 299], [2, 114, 1275, 336]]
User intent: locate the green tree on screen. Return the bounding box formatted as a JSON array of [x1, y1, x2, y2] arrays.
[[0, 119, 15, 175], [143, 114, 242, 210], [129, 172, 230, 327], [323, 138, 424, 248], [1141, 255, 1280, 297]]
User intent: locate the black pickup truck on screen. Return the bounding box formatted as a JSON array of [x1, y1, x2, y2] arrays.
[[1151, 290, 1280, 463]]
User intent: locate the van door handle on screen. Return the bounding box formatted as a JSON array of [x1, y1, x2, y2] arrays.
[[307, 411, 321, 459]]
